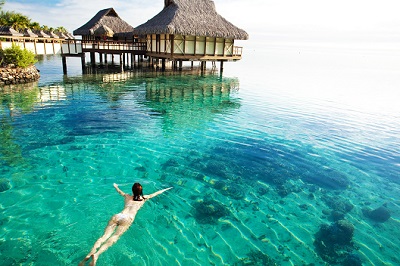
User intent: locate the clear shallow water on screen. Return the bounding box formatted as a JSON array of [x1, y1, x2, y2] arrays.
[[1, 45, 400, 265]]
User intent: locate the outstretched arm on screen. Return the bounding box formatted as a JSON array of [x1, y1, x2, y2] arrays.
[[113, 183, 126, 196], [145, 187, 172, 200]]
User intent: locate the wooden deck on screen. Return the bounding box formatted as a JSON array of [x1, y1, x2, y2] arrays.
[[1, 35, 243, 74], [64, 40, 147, 55]]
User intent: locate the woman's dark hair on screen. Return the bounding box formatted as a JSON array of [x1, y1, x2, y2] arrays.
[[132, 183, 144, 201]]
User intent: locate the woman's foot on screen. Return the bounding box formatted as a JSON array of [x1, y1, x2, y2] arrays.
[[78, 256, 90, 266], [89, 254, 98, 266]]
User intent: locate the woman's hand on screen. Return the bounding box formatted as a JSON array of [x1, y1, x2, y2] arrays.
[[113, 183, 125, 196]]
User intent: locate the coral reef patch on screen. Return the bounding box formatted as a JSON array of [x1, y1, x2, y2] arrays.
[[362, 204, 391, 223], [192, 198, 230, 224], [0, 178, 11, 192], [314, 219, 355, 264]]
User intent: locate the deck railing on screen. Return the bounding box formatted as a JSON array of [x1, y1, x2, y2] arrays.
[[233, 46, 243, 57], [81, 40, 147, 52]]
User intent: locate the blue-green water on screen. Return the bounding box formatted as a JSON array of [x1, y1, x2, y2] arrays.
[[1, 46, 400, 265]]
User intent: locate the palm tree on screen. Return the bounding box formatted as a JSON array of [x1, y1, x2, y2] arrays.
[[29, 22, 41, 30], [0, 11, 31, 31], [55, 26, 67, 33]]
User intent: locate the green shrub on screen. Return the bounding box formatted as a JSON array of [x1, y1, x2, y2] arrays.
[[0, 43, 37, 68]]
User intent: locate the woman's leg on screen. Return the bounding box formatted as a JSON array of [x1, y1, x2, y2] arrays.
[[79, 218, 117, 266], [90, 223, 131, 266]]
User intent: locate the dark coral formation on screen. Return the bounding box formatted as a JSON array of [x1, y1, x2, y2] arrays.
[[302, 168, 350, 190], [192, 198, 230, 224], [161, 158, 179, 170], [314, 219, 355, 264], [322, 195, 354, 221], [0, 178, 11, 192], [214, 180, 246, 200], [362, 204, 391, 223]]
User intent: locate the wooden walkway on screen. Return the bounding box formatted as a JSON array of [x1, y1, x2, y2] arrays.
[[1, 35, 243, 74]]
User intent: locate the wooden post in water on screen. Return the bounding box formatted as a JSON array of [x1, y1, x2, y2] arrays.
[[178, 60, 183, 71], [220, 61, 224, 74], [81, 54, 86, 74], [62, 56, 67, 74], [162, 58, 166, 71], [90, 52, 95, 66]]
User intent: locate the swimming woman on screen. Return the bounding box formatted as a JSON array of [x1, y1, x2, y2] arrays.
[[79, 183, 172, 266]]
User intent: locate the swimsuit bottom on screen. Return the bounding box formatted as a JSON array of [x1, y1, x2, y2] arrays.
[[114, 213, 132, 225]]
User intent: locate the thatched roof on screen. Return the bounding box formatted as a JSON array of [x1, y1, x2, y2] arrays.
[[94, 25, 114, 37], [48, 31, 59, 38], [56, 31, 69, 39], [134, 0, 248, 40], [73, 8, 134, 36], [0, 26, 23, 37], [66, 33, 75, 39], [23, 28, 38, 38], [35, 30, 50, 38]]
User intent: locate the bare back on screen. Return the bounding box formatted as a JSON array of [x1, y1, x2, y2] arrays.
[[120, 195, 146, 218]]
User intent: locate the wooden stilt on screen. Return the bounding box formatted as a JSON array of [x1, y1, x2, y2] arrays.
[[162, 58, 166, 71], [81, 55, 86, 74], [62, 56, 67, 75], [90, 52, 95, 66]]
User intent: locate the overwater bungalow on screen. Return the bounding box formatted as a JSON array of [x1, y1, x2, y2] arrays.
[[133, 0, 248, 70], [0, 26, 23, 37], [35, 30, 50, 38], [73, 8, 134, 41], [23, 29, 38, 38]]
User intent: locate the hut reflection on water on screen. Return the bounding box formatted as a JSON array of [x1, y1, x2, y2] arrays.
[[144, 74, 240, 131]]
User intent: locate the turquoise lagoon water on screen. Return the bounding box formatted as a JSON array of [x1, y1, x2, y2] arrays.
[[1, 45, 400, 265]]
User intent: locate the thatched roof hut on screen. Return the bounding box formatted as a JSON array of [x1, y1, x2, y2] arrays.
[[133, 0, 248, 40], [0, 26, 23, 37], [73, 8, 134, 38], [48, 31, 59, 39], [35, 30, 50, 38], [56, 31, 69, 39], [23, 28, 39, 38], [94, 25, 114, 37], [65, 33, 75, 39]]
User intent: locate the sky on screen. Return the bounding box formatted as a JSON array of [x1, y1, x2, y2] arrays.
[[3, 0, 400, 48]]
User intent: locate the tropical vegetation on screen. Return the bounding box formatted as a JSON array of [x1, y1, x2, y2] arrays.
[[0, 43, 37, 68], [0, 0, 67, 32]]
